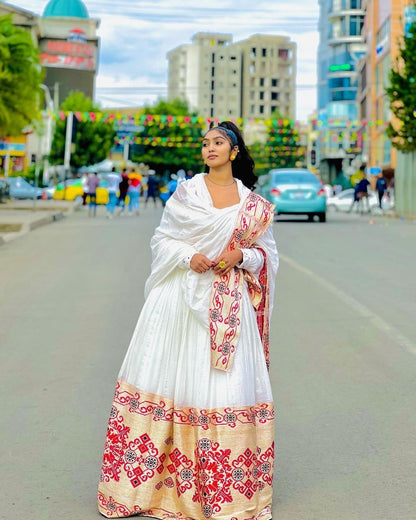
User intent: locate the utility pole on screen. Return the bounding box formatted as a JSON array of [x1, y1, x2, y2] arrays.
[[63, 111, 73, 200]]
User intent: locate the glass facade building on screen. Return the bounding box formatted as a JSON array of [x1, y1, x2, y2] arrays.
[[317, 0, 366, 181]]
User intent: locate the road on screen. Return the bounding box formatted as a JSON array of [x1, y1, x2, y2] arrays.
[[0, 204, 415, 520]]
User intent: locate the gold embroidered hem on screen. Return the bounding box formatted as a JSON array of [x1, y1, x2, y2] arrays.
[[98, 379, 274, 519]]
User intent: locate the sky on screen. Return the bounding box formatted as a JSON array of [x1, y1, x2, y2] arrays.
[[15, 0, 320, 122]]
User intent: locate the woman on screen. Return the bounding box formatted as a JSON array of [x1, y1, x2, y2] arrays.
[[128, 174, 141, 216], [98, 121, 279, 519]]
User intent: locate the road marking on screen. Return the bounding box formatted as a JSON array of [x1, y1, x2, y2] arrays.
[[280, 253, 416, 358]]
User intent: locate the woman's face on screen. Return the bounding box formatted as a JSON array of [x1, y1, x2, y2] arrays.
[[202, 130, 236, 167]]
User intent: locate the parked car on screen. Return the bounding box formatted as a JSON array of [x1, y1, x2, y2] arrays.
[[257, 168, 327, 222], [326, 188, 393, 212], [7, 176, 43, 200]]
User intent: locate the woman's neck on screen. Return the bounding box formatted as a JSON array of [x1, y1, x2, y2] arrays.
[[206, 165, 233, 185]]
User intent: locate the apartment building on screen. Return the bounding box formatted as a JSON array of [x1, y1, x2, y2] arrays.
[[167, 32, 296, 121]]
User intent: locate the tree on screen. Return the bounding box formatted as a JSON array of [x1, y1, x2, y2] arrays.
[[248, 114, 304, 176], [130, 98, 205, 173], [385, 21, 416, 153], [49, 91, 116, 170], [0, 15, 43, 137]]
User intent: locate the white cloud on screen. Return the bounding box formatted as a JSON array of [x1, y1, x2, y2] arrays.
[[16, 0, 320, 120]]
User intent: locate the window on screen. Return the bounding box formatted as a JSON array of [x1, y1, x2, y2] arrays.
[[211, 53, 215, 63], [211, 94, 214, 103], [211, 67, 215, 76], [260, 78, 265, 87], [349, 15, 364, 36], [259, 91, 264, 100], [211, 80, 214, 89], [271, 79, 279, 87], [262, 48, 267, 57], [250, 104, 255, 114], [259, 105, 264, 114], [251, 47, 256, 58], [230, 55, 236, 60], [271, 92, 279, 101], [278, 49, 289, 59]]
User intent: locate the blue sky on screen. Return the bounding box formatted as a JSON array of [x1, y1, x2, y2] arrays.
[[16, 0, 320, 121]]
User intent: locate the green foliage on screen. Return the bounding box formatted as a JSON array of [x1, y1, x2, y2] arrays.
[[385, 22, 416, 153], [0, 15, 43, 137], [49, 91, 116, 170], [249, 119, 305, 176], [130, 98, 205, 173]]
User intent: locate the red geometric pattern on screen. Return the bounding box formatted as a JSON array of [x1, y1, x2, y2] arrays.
[[209, 192, 274, 372], [192, 438, 233, 518], [98, 381, 274, 519]]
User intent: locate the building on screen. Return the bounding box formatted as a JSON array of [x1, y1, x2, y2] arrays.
[[38, 0, 100, 106], [167, 32, 296, 121], [359, 0, 414, 176], [317, 0, 366, 182], [0, 0, 100, 176]]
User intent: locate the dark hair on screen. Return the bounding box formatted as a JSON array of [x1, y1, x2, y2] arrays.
[[203, 121, 258, 190]]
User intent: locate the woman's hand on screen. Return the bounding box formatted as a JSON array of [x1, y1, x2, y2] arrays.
[[213, 250, 243, 276], [190, 254, 214, 274]]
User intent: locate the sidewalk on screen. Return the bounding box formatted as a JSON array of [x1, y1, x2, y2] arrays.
[[0, 199, 79, 246]]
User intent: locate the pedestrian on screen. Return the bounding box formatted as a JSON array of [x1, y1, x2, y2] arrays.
[[145, 169, 159, 207], [375, 173, 387, 209], [167, 173, 178, 196], [81, 171, 89, 205], [127, 173, 141, 216], [355, 168, 371, 214], [106, 167, 121, 219], [97, 121, 279, 519], [117, 169, 129, 215], [87, 171, 100, 217]]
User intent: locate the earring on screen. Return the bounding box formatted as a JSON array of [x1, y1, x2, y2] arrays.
[[230, 153, 236, 161]]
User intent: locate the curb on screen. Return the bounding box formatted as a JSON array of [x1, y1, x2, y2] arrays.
[[0, 211, 65, 246]]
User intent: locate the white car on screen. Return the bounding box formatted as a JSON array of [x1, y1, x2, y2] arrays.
[[326, 188, 392, 212]]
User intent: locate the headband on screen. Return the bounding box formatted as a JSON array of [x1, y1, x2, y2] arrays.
[[212, 126, 238, 147]]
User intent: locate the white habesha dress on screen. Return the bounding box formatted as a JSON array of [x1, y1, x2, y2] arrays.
[[98, 173, 279, 520]]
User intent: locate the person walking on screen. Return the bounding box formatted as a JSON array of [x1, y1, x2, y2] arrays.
[[87, 171, 100, 217], [106, 167, 121, 219], [145, 169, 159, 207], [355, 169, 371, 214], [376, 173, 387, 209], [81, 172, 89, 206], [117, 169, 129, 215], [97, 121, 279, 519], [127, 174, 141, 216]]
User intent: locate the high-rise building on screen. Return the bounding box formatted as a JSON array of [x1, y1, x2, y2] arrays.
[[317, 0, 366, 182], [167, 32, 296, 121], [359, 0, 414, 175]]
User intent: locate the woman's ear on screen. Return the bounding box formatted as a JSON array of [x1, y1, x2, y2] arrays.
[[230, 146, 239, 161]]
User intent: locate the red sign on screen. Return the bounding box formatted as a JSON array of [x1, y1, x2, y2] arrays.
[[40, 52, 95, 71], [46, 40, 94, 57]]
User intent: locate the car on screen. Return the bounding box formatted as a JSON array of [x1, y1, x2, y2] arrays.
[[7, 176, 43, 200], [52, 178, 109, 204], [326, 188, 393, 212], [257, 168, 327, 222]]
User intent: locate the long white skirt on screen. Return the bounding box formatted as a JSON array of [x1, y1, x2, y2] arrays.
[[98, 269, 274, 520]]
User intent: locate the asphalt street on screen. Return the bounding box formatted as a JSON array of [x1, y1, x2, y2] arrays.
[[0, 203, 415, 520]]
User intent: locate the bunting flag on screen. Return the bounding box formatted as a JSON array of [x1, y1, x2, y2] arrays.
[[44, 110, 395, 129]]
